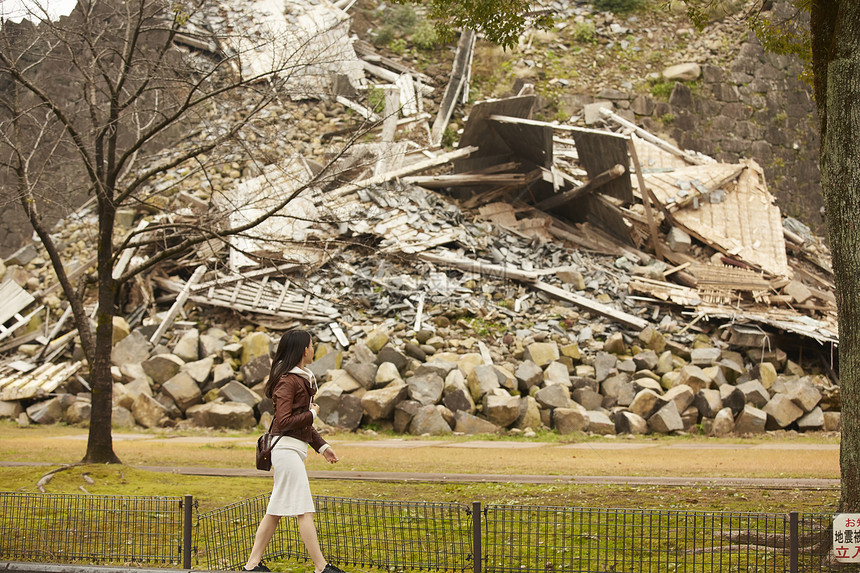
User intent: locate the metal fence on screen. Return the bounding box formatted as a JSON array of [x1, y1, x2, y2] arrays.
[[0, 491, 840, 572], [0, 491, 193, 566]]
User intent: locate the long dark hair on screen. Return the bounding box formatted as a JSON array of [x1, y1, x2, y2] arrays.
[[265, 330, 312, 399]]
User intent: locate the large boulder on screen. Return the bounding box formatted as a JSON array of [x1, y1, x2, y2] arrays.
[[161, 371, 203, 413], [361, 384, 409, 420], [186, 401, 255, 429], [407, 373, 444, 406], [454, 411, 500, 435], [483, 394, 520, 428], [408, 405, 452, 435], [321, 394, 363, 431]]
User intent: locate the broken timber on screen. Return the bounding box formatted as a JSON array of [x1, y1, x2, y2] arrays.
[[418, 251, 649, 331], [430, 30, 476, 146]]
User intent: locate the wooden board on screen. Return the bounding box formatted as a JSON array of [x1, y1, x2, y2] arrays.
[[572, 130, 633, 203], [672, 161, 790, 278]]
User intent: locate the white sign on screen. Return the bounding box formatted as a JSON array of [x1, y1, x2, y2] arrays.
[[833, 513, 860, 562]]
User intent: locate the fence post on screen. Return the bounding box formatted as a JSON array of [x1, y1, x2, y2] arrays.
[[183, 494, 193, 569], [789, 511, 799, 573], [473, 501, 482, 573]]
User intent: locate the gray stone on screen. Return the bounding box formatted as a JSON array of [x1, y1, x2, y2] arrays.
[[631, 94, 656, 116], [796, 406, 824, 431], [467, 364, 501, 402], [443, 387, 476, 414], [111, 330, 152, 366], [199, 333, 227, 357], [648, 401, 684, 434], [593, 352, 617, 382], [667, 227, 691, 253], [734, 404, 767, 434], [407, 373, 444, 406], [583, 101, 614, 124], [515, 395, 542, 430], [483, 394, 521, 428], [535, 384, 571, 410], [454, 411, 501, 435], [600, 373, 630, 402], [344, 360, 378, 390], [638, 326, 666, 352], [155, 391, 182, 419], [5, 243, 38, 266], [26, 397, 64, 424], [394, 400, 421, 433], [329, 369, 363, 393], [112, 406, 137, 428], [543, 361, 572, 387], [691, 347, 722, 366], [711, 407, 735, 437], [603, 332, 626, 355], [585, 410, 616, 435], [219, 380, 262, 408], [823, 411, 841, 432], [181, 356, 214, 384], [403, 343, 427, 362], [418, 360, 459, 380], [63, 398, 91, 424], [142, 353, 185, 385], [515, 360, 543, 393], [763, 394, 804, 428], [376, 346, 409, 372], [694, 389, 723, 419], [615, 411, 648, 435], [719, 384, 746, 416], [787, 380, 822, 412], [315, 382, 343, 420], [322, 394, 363, 431], [361, 383, 409, 420], [736, 380, 770, 408], [131, 393, 169, 428], [663, 384, 695, 414], [240, 332, 271, 364], [375, 362, 403, 387], [364, 329, 390, 353], [571, 387, 603, 411], [212, 362, 235, 388], [161, 371, 202, 413], [409, 405, 452, 435], [663, 62, 701, 81], [241, 354, 271, 386], [553, 403, 589, 434], [629, 389, 666, 419], [307, 350, 341, 381], [678, 364, 711, 393], [633, 350, 659, 371], [186, 401, 255, 429], [172, 329, 200, 363], [632, 377, 663, 394], [0, 400, 23, 419], [525, 342, 559, 367]]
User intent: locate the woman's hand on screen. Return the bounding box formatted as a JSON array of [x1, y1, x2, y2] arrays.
[[323, 447, 339, 464], [310, 402, 320, 416]]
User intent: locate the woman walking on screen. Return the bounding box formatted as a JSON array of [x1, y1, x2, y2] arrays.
[[243, 330, 345, 573]]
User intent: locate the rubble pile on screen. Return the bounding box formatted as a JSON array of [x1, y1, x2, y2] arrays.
[[0, 0, 840, 438]]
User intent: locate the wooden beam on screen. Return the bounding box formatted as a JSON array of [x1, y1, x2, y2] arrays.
[[535, 164, 626, 210], [627, 138, 664, 261], [430, 30, 476, 146]]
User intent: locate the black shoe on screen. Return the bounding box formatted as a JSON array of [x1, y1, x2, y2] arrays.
[[243, 563, 270, 572], [322, 564, 346, 573]]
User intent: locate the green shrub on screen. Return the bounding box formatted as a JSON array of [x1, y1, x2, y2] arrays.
[[572, 20, 596, 43], [592, 0, 645, 14], [390, 4, 418, 31], [411, 20, 439, 50], [372, 25, 395, 48]]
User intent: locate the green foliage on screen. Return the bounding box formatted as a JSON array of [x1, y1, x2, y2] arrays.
[[592, 0, 645, 14], [649, 80, 675, 99], [410, 20, 439, 50], [390, 4, 418, 30], [751, 11, 813, 86], [389, 38, 408, 55], [391, 0, 553, 50], [441, 125, 457, 148], [572, 20, 597, 43], [367, 87, 386, 113], [372, 25, 396, 48]]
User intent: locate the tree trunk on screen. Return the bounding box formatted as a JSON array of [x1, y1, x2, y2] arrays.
[[82, 200, 121, 464], [812, 0, 860, 513]]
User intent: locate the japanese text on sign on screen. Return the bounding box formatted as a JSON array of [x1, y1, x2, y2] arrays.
[[834, 514, 860, 563]]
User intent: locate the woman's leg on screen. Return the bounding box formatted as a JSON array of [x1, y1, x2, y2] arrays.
[[245, 514, 281, 569], [297, 512, 327, 572]]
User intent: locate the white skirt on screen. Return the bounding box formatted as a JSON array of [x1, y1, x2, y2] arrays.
[[266, 437, 316, 517]]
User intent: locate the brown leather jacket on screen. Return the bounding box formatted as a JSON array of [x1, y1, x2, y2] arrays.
[[271, 371, 327, 453]]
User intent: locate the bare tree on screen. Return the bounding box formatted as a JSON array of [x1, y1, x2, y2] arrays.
[[0, 0, 371, 462]]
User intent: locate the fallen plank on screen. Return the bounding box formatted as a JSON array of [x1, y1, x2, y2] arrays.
[[430, 29, 476, 146], [535, 164, 626, 210], [532, 280, 649, 330]]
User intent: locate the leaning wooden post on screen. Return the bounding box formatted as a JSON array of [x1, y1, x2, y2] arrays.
[[627, 137, 664, 261], [150, 265, 206, 345]]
